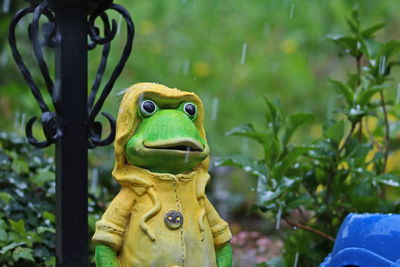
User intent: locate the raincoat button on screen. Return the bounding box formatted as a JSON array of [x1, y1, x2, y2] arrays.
[[164, 210, 184, 230]]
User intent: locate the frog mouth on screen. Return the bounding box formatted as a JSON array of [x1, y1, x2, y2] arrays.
[[143, 139, 204, 152]]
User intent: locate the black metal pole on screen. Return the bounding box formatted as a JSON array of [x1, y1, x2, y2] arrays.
[[54, 2, 88, 266], [8, 1, 134, 266]]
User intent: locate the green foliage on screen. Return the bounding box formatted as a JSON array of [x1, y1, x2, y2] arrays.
[[218, 11, 400, 266], [0, 133, 113, 266], [0, 133, 55, 266]]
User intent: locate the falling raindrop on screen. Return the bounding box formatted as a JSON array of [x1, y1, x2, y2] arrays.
[[289, 3, 295, 19], [275, 207, 282, 229], [20, 113, 26, 132], [379, 56, 386, 75], [397, 83, 400, 104], [14, 111, 20, 129], [116, 88, 128, 96], [242, 138, 249, 154], [0, 50, 8, 66], [240, 43, 248, 65], [17, 16, 27, 31], [211, 97, 219, 121], [263, 24, 270, 37], [182, 58, 190, 75], [2, 0, 10, 14], [293, 252, 299, 267], [184, 147, 190, 163], [116, 14, 123, 35], [90, 168, 99, 194], [138, 94, 144, 104]]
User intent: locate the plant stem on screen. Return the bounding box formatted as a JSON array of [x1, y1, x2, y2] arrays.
[[379, 90, 390, 172], [356, 55, 362, 86], [356, 55, 363, 141], [338, 123, 356, 154], [365, 117, 382, 150], [325, 166, 336, 205], [358, 121, 363, 141], [283, 218, 335, 242]]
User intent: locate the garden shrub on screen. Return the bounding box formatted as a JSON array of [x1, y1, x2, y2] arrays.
[[218, 11, 400, 266], [0, 133, 55, 266], [0, 132, 110, 266]]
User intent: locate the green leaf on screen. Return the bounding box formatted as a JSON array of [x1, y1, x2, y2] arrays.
[[330, 79, 353, 105], [258, 189, 282, 204], [377, 40, 400, 60], [346, 10, 360, 34], [45, 256, 56, 267], [12, 247, 34, 262], [346, 74, 359, 89], [273, 146, 313, 179], [226, 124, 266, 144], [11, 158, 29, 174], [286, 194, 314, 209], [43, 211, 56, 224], [0, 192, 13, 204], [215, 156, 268, 177], [0, 229, 7, 242], [283, 113, 316, 145], [356, 84, 388, 105], [9, 220, 26, 237], [263, 97, 282, 133], [361, 39, 380, 60], [37, 226, 56, 234], [31, 167, 55, 187], [344, 138, 372, 161], [361, 22, 386, 38], [327, 35, 359, 57], [264, 136, 282, 168], [323, 120, 345, 144], [375, 174, 400, 187], [0, 242, 26, 254], [259, 177, 301, 205]]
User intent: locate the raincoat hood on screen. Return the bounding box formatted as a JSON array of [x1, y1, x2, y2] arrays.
[[112, 82, 210, 187]]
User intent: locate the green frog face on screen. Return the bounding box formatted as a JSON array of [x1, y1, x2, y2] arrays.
[[125, 98, 209, 174]]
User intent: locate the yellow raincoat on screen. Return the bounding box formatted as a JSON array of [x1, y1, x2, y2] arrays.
[[92, 83, 232, 267]]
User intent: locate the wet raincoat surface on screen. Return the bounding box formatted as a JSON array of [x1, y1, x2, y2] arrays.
[[92, 83, 232, 267]]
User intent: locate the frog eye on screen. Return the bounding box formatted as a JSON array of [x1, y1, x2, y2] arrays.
[[140, 100, 157, 117], [183, 102, 197, 119]]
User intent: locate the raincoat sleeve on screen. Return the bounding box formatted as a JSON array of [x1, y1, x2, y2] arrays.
[[204, 197, 232, 248], [92, 186, 135, 251]]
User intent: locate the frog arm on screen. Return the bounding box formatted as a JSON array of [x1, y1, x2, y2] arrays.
[[216, 242, 232, 267], [95, 244, 120, 267], [92, 187, 135, 267]]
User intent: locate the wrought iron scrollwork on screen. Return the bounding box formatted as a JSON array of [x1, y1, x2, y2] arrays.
[[87, 3, 135, 148], [8, 0, 62, 148], [8, 0, 135, 149]]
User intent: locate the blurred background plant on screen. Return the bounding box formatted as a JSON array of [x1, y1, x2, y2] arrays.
[[218, 9, 400, 266], [1, 0, 400, 266]]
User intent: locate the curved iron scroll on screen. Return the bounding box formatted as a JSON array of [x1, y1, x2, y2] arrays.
[[8, 1, 134, 149], [87, 3, 135, 148], [8, 1, 62, 148]]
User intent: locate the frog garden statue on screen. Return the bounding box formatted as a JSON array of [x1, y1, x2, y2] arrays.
[[92, 83, 232, 267]]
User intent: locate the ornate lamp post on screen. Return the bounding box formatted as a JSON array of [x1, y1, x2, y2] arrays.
[[8, 0, 134, 265]]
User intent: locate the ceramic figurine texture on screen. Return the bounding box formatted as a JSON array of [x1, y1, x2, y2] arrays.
[[92, 83, 232, 267]]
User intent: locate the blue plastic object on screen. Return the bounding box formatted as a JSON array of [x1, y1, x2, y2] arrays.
[[320, 213, 400, 267]]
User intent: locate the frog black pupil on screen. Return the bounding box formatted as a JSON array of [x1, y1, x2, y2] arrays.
[[185, 104, 196, 116], [143, 101, 155, 113]]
